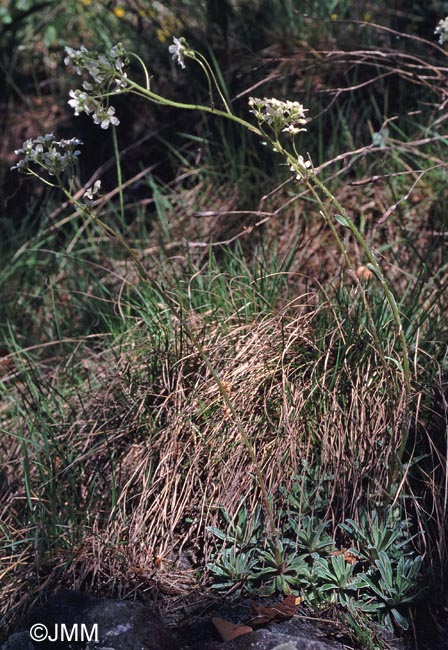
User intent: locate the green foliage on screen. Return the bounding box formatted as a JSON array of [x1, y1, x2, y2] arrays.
[[256, 538, 310, 594], [2, 2, 448, 645], [357, 553, 424, 631], [315, 554, 360, 599], [208, 503, 264, 549], [339, 509, 415, 564], [207, 546, 260, 592], [207, 500, 423, 633], [288, 516, 334, 558]]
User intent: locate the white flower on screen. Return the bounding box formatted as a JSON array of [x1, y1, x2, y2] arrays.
[[68, 89, 84, 114], [83, 180, 102, 201], [115, 73, 128, 90], [68, 89, 99, 117], [93, 105, 120, 129], [64, 45, 88, 74], [282, 123, 306, 136], [68, 89, 92, 115], [435, 17, 448, 44], [15, 138, 34, 156], [289, 155, 313, 180], [169, 36, 186, 69]]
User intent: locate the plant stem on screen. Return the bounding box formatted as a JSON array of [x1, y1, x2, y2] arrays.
[[111, 125, 125, 224], [125, 79, 262, 136]]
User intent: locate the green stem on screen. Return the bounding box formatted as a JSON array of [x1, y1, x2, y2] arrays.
[[129, 51, 151, 90], [111, 125, 125, 224], [276, 143, 411, 473], [128, 69, 410, 477], [193, 51, 232, 114], [126, 78, 262, 136], [27, 168, 58, 188], [302, 171, 391, 389], [193, 57, 216, 110]]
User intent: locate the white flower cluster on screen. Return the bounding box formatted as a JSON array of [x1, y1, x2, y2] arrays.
[[248, 97, 308, 136], [435, 17, 448, 44], [68, 91, 120, 129], [11, 134, 82, 176], [64, 43, 129, 128]]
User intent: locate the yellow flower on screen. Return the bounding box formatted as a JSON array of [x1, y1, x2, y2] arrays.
[[113, 7, 125, 18], [363, 11, 372, 22], [81, 0, 91, 5], [331, 13, 338, 20]]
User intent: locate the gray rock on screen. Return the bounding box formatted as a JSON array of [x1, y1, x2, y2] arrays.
[[182, 611, 344, 650], [186, 627, 343, 650], [1, 631, 35, 650], [1, 590, 408, 650], [2, 590, 179, 650]]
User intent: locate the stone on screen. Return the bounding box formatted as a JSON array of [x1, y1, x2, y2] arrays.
[[185, 627, 343, 649], [1, 631, 35, 650], [2, 590, 179, 650], [180, 610, 344, 650], [1, 590, 409, 650]]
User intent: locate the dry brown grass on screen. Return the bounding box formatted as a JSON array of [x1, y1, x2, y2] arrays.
[[2, 128, 446, 636], [1, 288, 416, 633]]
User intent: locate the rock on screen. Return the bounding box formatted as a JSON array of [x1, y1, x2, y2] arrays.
[[181, 610, 344, 650], [1, 631, 35, 650], [186, 627, 343, 649], [1, 590, 408, 650], [2, 590, 179, 650]]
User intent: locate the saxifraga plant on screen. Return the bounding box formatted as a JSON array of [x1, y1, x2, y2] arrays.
[[11, 24, 441, 636], [208, 502, 423, 631], [339, 508, 416, 564]]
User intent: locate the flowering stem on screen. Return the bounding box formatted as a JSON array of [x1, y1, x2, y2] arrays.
[[111, 125, 125, 224], [26, 169, 58, 188], [129, 51, 151, 91], [267, 138, 411, 475], [125, 78, 262, 136], [126, 65, 411, 480], [308, 206, 397, 486], [192, 56, 216, 110], [192, 51, 232, 114], [296, 166, 391, 386]]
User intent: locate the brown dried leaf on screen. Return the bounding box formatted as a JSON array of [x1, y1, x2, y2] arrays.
[[249, 594, 298, 626], [212, 617, 253, 641], [331, 547, 358, 565], [0, 348, 15, 376]]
